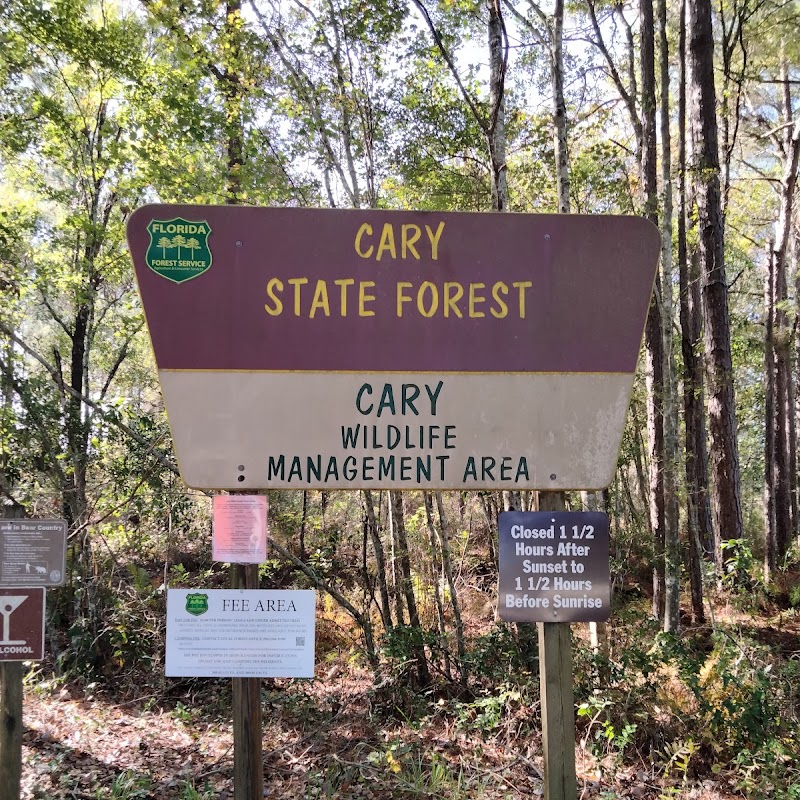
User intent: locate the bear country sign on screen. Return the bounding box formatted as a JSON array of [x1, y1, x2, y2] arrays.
[[127, 206, 660, 491]]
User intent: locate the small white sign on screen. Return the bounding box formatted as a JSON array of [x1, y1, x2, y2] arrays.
[[212, 495, 268, 564], [165, 589, 315, 678]]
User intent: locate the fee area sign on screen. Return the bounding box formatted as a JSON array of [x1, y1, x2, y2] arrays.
[[127, 206, 660, 491], [165, 589, 315, 678], [498, 511, 610, 623]]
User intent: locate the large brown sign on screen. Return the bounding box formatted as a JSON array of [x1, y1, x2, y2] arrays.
[[0, 588, 45, 661], [127, 206, 660, 490]]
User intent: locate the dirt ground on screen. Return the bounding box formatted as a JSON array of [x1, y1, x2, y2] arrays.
[[19, 670, 748, 800]]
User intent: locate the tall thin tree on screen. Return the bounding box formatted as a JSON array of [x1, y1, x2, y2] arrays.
[[688, 0, 744, 552], [678, 0, 707, 622]]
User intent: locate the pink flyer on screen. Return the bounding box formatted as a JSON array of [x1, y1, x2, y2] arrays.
[[212, 495, 268, 564]]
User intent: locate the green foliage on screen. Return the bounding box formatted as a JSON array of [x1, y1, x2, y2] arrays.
[[463, 623, 537, 684], [173, 700, 197, 724], [453, 683, 524, 737], [569, 137, 636, 214], [720, 538, 758, 591], [577, 696, 638, 770], [179, 783, 216, 800], [381, 624, 438, 678], [101, 770, 152, 800], [305, 742, 489, 798], [572, 618, 800, 797], [1, 2, 798, 798], [52, 561, 164, 681]]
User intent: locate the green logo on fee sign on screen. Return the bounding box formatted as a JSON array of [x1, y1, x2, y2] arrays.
[[145, 218, 212, 283], [185, 593, 209, 616]]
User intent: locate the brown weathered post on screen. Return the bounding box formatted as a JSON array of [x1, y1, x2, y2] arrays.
[[0, 660, 23, 800], [538, 622, 576, 800], [231, 562, 263, 800], [537, 491, 576, 800]]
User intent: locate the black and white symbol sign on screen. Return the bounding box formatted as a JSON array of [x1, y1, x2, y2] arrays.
[[498, 511, 610, 623]]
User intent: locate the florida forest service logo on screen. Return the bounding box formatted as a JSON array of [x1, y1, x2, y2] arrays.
[[185, 593, 209, 616], [145, 218, 212, 283]]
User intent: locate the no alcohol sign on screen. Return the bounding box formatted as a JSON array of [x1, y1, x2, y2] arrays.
[[498, 511, 610, 623], [0, 588, 45, 661]]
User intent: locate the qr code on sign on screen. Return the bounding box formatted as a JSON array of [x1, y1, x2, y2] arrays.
[[296, 636, 305, 647]]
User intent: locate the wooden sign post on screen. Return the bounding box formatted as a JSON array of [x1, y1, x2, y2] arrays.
[[539, 621, 577, 799], [0, 505, 24, 800], [538, 490, 576, 800], [0, 587, 47, 799], [0, 659, 23, 798], [231, 563, 263, 800], [225, 494, 264, 800]]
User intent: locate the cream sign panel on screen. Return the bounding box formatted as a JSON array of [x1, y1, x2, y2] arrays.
[[127, 206, 660, 490], [160, 371, 634, 490]]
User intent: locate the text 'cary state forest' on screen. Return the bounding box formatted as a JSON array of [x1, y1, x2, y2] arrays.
[[262, 221, 533, 319]]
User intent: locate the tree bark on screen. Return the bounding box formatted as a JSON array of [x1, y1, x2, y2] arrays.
[[688, 0, 744, 548], [224, 0, 244, 205], [487, 0, 507, 211], [770, 72, 800, 558], [423, 493, 451, 681], [641, 0, 666, 621], [435, 492, 467, 685], [658, 0, 680, 633], [794, 230, 800, 549], [550, 0, 569, 213], [772, 250, 792, 560], [387, 491, 405, 627], [764, 250, 778, 581], [390, 491, 430, 686], [363, 490, 393, 630], [678, 0, 705, 622]]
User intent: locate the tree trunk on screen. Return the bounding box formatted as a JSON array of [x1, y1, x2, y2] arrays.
[[773, 251, 792, 561], [435, 492, 468, 685], [487, 0, 507, 211], [423, 493, 451, 681], [688, 0, 744, 548], [764, 250, 777, 581], [794, 231, 800, 549], [478, 492, 498, 566], [363, 490, 393, 630], [299, 490, 308, 561], [387, 492, 405, 626], [224, 0, 244, 205], [678, 0, 706, 622], [390, 491, 430, 686], [550, 0, 569, 214], [770, 73, 800, 558], [641, 0, 666, 621], [658, 0, 680, 633]]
